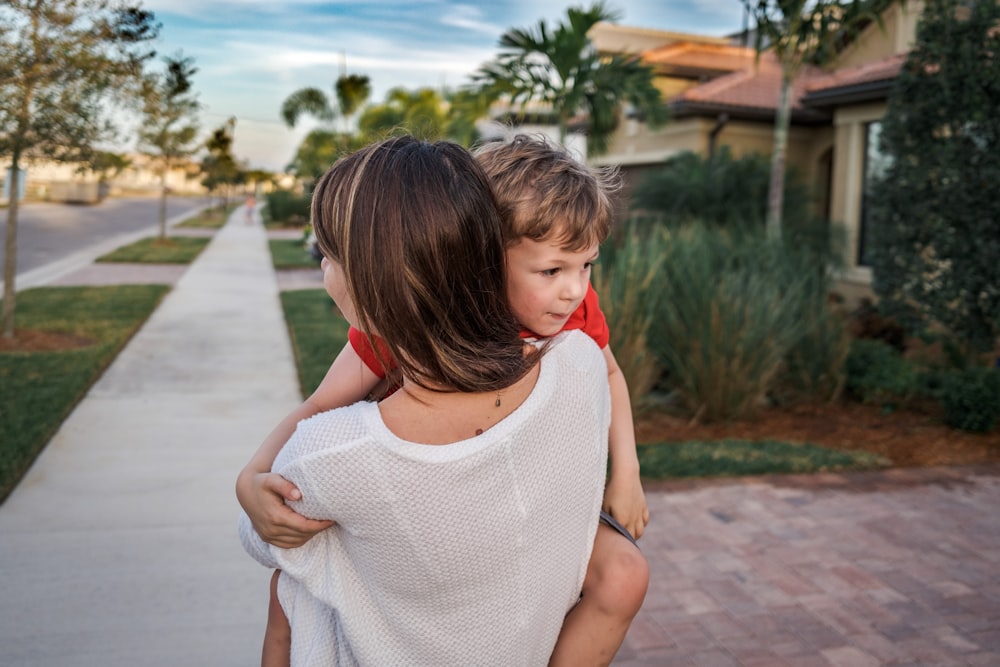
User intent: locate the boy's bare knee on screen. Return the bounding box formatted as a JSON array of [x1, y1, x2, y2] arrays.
[[584, 526, 649, 619]]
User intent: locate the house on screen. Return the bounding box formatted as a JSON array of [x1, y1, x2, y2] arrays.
[[589, 1, 925, 304]]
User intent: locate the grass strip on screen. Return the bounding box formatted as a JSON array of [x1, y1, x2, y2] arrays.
[[279, 288, 349, 396], [176, 203, 233, 228], [97, 236, 211, 264], [0, 285, 170, 502], [270, 238, 319, 270], [637, 439, 891, 480]]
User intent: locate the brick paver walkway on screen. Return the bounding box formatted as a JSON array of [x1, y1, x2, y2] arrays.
[[615, 464, 1000, 666]]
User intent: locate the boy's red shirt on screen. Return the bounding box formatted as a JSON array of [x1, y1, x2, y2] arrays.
[[348, 283, 609, 379]]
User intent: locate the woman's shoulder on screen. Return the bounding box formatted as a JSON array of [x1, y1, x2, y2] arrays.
[[545, 329, 605, 369], [281, 402, 377, 461]]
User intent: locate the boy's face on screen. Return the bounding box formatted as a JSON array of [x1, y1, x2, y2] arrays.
[[505, 236, 600, 337]]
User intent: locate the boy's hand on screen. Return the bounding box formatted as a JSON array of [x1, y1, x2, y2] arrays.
[[602, 473, 650, 540], [238, 470, 332, 549]]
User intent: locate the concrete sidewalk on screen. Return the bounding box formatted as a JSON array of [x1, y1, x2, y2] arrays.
[[0, 207, 301, 666], [1, 206, 999, 666]]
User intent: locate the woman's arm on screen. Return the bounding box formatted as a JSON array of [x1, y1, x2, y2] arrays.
[[236, 342, 381, 548]]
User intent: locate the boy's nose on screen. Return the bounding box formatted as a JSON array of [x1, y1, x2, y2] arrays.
[[562, 275, 586, 301]]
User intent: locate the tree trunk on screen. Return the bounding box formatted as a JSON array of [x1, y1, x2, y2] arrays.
[[766, 73, 793, 239], [158, 173, 168, 240], [2, 156, 21, 339]]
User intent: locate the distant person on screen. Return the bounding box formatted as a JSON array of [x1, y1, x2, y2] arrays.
[[246, 193, 256, 224], [239, 134, 649, 666], [237, 135, 612, 664]]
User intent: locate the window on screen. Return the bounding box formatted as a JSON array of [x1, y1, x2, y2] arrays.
[[858, 121, 891, 267]]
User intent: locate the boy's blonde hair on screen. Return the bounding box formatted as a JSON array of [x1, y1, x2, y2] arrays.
[[473, 134, 620, 251]]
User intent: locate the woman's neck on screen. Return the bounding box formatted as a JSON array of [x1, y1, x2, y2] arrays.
[[377, 367, 540, 445]]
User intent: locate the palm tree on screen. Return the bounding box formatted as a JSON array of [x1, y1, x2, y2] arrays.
[[472, 1, 664, 156], [358, 87, 449, 141], [743, 0, 891, 236], [281, 59, 371, 132]]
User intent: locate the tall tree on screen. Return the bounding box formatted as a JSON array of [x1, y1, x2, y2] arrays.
[[0, 0, 159, 339], [472, 1, 665, 155], [869, 0, 1000, 360], [200, 117, 242, 209], [281, 72, 371, 131], [743, 0, 888, 236], [137, 52, 201, 239]]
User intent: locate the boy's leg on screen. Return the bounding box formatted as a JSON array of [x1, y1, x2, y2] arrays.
[[261, 569, 292, 667], [548, 523, 650, 667]]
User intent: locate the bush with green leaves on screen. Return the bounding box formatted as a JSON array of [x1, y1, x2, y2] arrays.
[[939, 366, 1000, 433], [266, 190, 312, 226], [592, 221, 664, 411], [778, 278, 851, 404], [631, 147, 843, 265], [868, 0, 1000, 359], [646, 224, 834, 421], [844, 339, 918, 410]]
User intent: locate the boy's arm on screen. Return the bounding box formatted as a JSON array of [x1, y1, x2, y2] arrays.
[[601, 344, 650, 540], [236, 342, 381, 548]]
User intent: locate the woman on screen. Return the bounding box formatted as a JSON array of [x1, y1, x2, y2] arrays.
[[238, 136, 611, 665]]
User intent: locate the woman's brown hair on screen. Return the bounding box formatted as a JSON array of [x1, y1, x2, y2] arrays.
[[311, 136, 537, 393]]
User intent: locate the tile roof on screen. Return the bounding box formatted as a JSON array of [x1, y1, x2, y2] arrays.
[[805, 52, 907, 93], [671, 52, 825, 116]]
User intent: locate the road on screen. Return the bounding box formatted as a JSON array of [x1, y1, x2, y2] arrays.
[[0, 196, 208, 277]]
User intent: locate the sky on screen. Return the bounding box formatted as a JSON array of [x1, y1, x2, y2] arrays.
[[139, 1, 749, 172]]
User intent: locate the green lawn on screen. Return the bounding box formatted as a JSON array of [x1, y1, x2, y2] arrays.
[[0, 285, 170, 502], [270, 237, 319, 270], [279, 289, 349, 396], [175, 203, 234, 228], [637, 438, 889, 480], [96, 236, 211, 264]]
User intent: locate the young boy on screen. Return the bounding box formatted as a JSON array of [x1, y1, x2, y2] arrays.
[[237, 134, 649, 666]]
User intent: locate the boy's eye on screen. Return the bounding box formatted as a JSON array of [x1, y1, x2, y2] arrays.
[[541, 268, 560, 277], [583, 262, 594, 270]]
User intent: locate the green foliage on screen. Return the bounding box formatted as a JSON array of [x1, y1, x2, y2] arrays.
[[266, 190, 312, 226], [631, 148, 842, 265], [1, 0, 159, 336], [0, 285, 169, 502], [869, 0, 1000, 357], [358, 87, 449, 141], [939, 366, 1000, 433], [636, 439, 889, 479], [647, 224, 827, 421], [592, 222, 664, 411], [778, 280, 851, 403], [472, 0, 664, 155], [279, 289, 351, 396], [201, 119, 244, 199], [843, 339, 918, 409], [95, 236, 210, 264]]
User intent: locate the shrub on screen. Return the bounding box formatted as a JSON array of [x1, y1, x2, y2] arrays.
[[630, 147, 817, 231], [868, 0, 1000, 358], [844, 339, 918, 409], [592, 222, 664, 412], [266, 190, 312, 226], [939, 366, 1000, 433], [647, 224, 820, 421], [778, 282, 851, 404]]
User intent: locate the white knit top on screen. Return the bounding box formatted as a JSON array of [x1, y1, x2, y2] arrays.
[[239, 330, 611, 666]]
